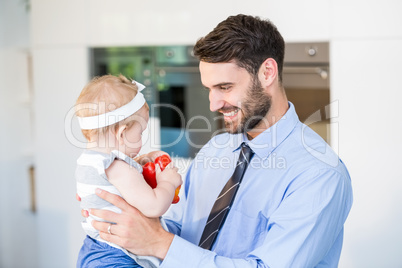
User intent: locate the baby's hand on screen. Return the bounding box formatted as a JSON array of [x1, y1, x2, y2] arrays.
[[135, 150, 168, 166], [149, 150, 169, 161], [155, 163, 182, 189]]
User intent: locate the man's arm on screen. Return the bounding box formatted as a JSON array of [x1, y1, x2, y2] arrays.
[[90, 189, 262, 267], [90, 189, 174, 260]]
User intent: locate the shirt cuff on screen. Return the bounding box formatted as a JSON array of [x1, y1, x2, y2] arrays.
[[160, 235, 204, 267]]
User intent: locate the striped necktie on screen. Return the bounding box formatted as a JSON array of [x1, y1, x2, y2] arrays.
[[198, 143, 255, 250]]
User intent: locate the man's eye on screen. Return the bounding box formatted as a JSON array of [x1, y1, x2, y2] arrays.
[[221, 86, 231, 90]]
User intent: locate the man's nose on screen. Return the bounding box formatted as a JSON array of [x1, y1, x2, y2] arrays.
[[209, 90, 224, 112]]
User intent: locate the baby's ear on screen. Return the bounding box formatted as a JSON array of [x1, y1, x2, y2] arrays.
[[116, 124, 127, 145]]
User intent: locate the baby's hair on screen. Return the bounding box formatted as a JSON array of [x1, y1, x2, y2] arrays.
[[75, 74, 148, 141]]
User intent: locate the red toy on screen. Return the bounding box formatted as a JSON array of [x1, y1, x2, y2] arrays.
[[142, 155, 181, 204]]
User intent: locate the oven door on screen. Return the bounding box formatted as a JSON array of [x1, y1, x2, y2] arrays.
[[283, 66, 331, 143], [156, 66, 221, 158]]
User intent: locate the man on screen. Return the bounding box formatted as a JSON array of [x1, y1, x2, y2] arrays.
[[89, 14, 353, 267]]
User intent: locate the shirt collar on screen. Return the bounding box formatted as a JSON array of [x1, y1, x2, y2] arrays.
[[231, 102, 299, 159]]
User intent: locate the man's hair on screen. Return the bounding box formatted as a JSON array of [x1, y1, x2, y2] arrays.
[[193, 14, 285, 82]]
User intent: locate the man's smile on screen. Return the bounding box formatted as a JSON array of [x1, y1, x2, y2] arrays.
[[220, 107, 240, 120]]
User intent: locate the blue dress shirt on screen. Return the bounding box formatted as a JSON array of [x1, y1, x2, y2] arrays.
[[162, 102, 353, 268]]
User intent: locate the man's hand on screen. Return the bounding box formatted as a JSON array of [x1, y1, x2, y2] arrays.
[[90, 188, 174, 260]]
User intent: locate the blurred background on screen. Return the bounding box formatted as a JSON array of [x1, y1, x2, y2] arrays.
[[1, 0, 401, 267]]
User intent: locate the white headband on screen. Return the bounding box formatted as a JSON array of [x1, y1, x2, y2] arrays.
[[77, 80, 146, 130]]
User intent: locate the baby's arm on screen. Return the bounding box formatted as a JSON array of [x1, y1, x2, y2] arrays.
[[106, 160, 182, 218]]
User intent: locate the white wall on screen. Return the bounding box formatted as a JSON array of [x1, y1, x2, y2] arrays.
[[0, 1, 38, 267], [1, 0, 401, 267], [330, 1, 402, 266]]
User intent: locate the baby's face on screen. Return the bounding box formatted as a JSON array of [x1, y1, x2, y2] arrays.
[[123, 105, 149, 157]]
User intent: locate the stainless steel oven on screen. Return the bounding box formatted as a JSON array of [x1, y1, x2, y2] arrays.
[[91, 42, 331, 158], [283, 42, 331, 143], [153, 46, 221, 158]]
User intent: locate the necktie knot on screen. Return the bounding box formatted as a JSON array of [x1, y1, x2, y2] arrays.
[[239, 143, 254, 165]]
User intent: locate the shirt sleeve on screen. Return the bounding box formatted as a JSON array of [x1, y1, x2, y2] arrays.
[[161, 167, 353, 268], [160, 235, 262, 267]]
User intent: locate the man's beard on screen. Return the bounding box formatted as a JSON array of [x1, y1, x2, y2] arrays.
[[224, 77, 272, 134]]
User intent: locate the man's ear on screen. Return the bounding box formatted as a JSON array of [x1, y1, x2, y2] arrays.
[[116, 125, 127, 145], [259, 58, 278, 88]]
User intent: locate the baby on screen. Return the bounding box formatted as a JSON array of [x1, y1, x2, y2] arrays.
[[74, 74, 182, 268]]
